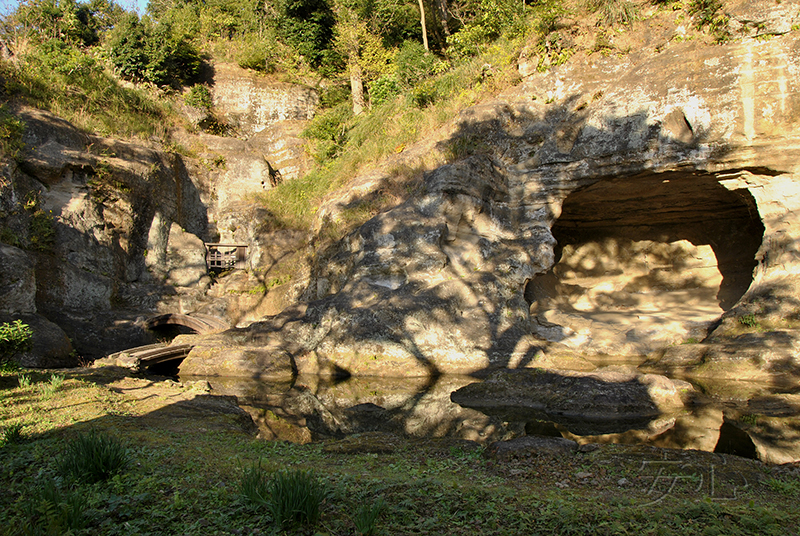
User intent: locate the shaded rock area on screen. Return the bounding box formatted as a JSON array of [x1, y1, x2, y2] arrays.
[[0, 243, 36, 315], [0, 105, 213, 362], [0, 63, 320, 364]]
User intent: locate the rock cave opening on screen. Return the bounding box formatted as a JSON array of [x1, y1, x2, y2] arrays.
[[526, 171, 765, 352]]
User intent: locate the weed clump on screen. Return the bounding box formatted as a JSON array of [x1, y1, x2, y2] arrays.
[[353, 497, 387, 535], [1, 423, 24, 447], [240, 463, 326, 530], [21, 477, 88, 534], [57, 430, 130, 484]]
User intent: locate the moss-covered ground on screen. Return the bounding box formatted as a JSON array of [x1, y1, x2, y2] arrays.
[[1, 366, 798, 535]]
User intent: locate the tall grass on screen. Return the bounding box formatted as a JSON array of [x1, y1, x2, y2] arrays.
[[1, 40, 174, 140], [0, 422, 24, 446], [57, 430, 130, 484], [353, 497, 387, 536], [240, 463, 326, 530], [22, 477, 88, 534]]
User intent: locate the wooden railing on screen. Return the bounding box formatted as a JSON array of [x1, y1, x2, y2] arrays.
[[204, 243, 248, 271]]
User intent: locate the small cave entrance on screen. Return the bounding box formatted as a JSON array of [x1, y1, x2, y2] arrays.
[[527, 171, 764, 350]]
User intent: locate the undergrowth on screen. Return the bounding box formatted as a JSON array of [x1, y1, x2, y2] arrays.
[[259, 40, 521, 232], [0, 321, 33, 362]]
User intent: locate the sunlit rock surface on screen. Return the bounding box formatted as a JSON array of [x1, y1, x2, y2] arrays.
[[190, 23, 800, 380]]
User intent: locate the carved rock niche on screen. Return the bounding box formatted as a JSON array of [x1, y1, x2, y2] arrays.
[[527, 171, 765, 354]]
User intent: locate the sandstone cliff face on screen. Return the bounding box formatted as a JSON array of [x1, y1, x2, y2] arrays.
[[185, 11, 800, 380], [0, 59, 324, 364], [0, 106, 208, 361]]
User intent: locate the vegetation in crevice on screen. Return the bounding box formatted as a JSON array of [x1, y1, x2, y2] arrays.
[[0, 321, 33, 363]]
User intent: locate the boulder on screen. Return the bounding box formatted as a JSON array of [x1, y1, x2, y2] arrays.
[[486, 436, 579, 460], [451, 368, 691, 435], [179, 333, 295, 379]]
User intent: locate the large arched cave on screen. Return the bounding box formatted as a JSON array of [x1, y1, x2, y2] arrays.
[[526, 171, 765, 351]]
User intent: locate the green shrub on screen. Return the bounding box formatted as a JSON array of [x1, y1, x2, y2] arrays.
[[0, 359, 20, 374], [0, 320, 33, 361], [368, 75, 401, 107], [409, 79, 438, 108], [395, 41, 440, 89], [738, 313, 759, 328], [235, 34, 284, 73], [302, 102, 353, 164], [104, 13, 204, 88], [58, 430, 130, 484], [688, 0, 730, 42], [184, 84, 213, 110], [446, 0, 526, 57], [29, 208, 56, 251]]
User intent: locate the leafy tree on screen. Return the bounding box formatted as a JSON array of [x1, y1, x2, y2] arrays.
[[332, 0, 396, 114], [369, 0, 424, 47], [103, 12, 203, 87], [102, 13, 148, 80], [277, 0, 337, 68], [446, 0, 525, 57], [13, 0, 104, 46], [333, 0, 368, 114]]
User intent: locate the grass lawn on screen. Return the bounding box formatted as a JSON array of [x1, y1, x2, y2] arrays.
[[1, 366, 798, 535]]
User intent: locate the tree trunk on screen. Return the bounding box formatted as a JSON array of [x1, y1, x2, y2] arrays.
[[349, 58, 365, 115], [418, 0, 429, 51], [435, 0, 451, 36]]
